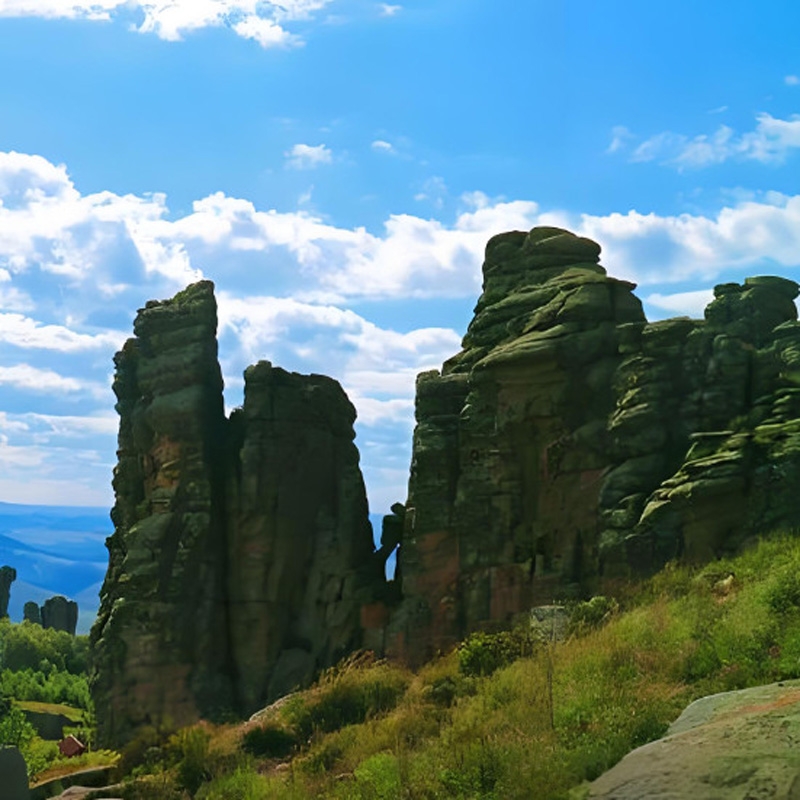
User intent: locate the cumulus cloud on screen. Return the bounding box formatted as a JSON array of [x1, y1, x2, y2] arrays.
[[628, 113, 800, 168], [371, 139, 396, 154], [0, 0, 332, 46], [574, 193, 800, 285], [379, 4, 402, 16], [644, 289, 715, 319], [3, 147, 800, 508], [285, 143, 333, 169], [0, 364, 92, 395]]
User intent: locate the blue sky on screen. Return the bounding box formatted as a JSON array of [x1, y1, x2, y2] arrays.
[[0, 0, 799, 513]]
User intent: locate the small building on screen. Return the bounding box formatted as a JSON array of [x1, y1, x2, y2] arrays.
[[57, 735, 86, 758]]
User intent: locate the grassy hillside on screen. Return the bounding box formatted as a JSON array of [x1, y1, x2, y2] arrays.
[[102, 534, 800, 800]]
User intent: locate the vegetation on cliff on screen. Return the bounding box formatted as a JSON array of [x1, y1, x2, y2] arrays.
[[101, 533, 800, 799]]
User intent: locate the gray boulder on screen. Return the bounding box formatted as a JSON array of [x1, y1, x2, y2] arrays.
[[0, 746, 29, 799]]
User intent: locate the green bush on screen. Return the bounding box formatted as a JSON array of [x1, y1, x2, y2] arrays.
[[0, 666, 91, 709], [458, 631, 522, 677], [241, 723, 298, 758], [283, 659, 409, 738], [0, 619, 89, 675], [170, 726, 211, 795], [569, 596, 619, 634], [767, 570, 800, 614]]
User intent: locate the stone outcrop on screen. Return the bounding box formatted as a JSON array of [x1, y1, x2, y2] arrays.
[[91, 282, 379, 746], [0, 566, 16, 618], [0, 746, 29, 800], [92, 227, 800, 742], [583, 680, 800, 799], [225, 361, 379, 710], [383, 226, 800, 663], [23, 601, 41, 625], [40, 596, 78, 635]]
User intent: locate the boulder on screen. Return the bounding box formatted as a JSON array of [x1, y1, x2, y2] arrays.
[[582, 680, 800, 799], [0, 746, 29, 800]]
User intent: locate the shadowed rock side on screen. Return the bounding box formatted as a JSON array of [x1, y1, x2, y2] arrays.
[[41, 596, 78, 634], [382, 226, 800, 664], [225, 361, 380, 711], [91, 283, 380, 747], [0, 565, 15, 618], [91, 281, 230, 747]]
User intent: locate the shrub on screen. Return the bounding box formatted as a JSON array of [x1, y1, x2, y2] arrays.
[[283, 657, 409, 738], [767, 570, 800, 615], [0, 620, 89, 675], [170, 726, 211, 795], [196, 766, 271, 800], [458, 631, 522, 677], [569, 596, 619, 634], [241, 723, 298, 758]]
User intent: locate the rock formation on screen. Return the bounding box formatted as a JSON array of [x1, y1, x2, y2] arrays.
[[585, 680, 800, 799], [23, 601, 41, 625], [40, 596, 78, 635], [93, 227, 800, 743], [0, 566, 15, 618], [382, 226, 800, 664], [91, 282, 380, 746]]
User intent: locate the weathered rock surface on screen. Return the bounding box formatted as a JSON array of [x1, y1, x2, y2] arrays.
[[0, 565, 16, 618], [383, 226, 800, 663], [581, 680, 800, 799], [0, 746, 29, 800], [41, 596, 78, 634], [225, 361, 379, 710], [23, 601, 41, 625], [91, 282, 379, 746]]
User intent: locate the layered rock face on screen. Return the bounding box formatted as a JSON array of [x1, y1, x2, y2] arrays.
[[91, 282, 378, 746], [225, 361, 379, 710], [386, 226, 800, 663], [40, 596, 78, 634]]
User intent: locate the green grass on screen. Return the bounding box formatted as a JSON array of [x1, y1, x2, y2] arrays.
[[15, 699, 85, 722], [114, 535, 800, 799]]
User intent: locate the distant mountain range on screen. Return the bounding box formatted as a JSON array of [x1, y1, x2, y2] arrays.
[[0, 502, 393, 636], [0, 501, 112, 635]]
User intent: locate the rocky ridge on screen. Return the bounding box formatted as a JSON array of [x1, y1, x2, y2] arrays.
[[93, 226, 800, 742], [90, 282, 380, 746], [381, 227, 800, 663]]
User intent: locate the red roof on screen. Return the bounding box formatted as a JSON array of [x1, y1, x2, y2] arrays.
[[58, 735, 87, 757]]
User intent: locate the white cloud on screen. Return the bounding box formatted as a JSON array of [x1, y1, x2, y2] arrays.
[[575, 193, 800, 285], [0, 313, 125, 352], [0, 0, 333, 46], [645, 289, 715, 318], [379, 4, 402, 16], [371, 139, 396, 154], [607, 125, 634, 154], [786, 75, 800, 86], [3, 148, 800, 510], [232, 15, 299, 48], [628, 113, 800, 169], [285, 143, 333, 169], [0, 364, 88, 394]]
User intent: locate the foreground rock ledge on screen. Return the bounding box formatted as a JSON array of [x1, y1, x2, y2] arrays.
[[582, 680, 800, 799]]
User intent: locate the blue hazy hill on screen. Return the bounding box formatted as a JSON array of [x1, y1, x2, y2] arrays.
[[0, 503, 394, 636], [0, 501, 111, 634]]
